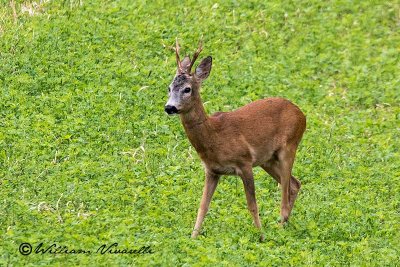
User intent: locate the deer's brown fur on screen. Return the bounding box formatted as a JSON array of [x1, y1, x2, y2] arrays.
[[165, 39, 306, 242]]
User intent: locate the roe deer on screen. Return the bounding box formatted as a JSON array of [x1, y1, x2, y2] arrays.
[[165, 39, 306, 242]]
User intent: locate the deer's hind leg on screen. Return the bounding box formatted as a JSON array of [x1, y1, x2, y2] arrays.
[[261, 147, 301, 223]]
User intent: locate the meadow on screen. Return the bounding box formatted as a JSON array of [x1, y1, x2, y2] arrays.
[[0, 0, 399, 265]]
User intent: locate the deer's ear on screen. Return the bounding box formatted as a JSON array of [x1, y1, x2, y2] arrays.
[[181, 56, 191, 71], [195, 56, 212, 81], [176, 56, 191, 74]]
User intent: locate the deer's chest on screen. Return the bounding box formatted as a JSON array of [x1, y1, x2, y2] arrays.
[[210, 165, 237, 175], [196, 141, 248, 176], [200, 155, 239, 175]]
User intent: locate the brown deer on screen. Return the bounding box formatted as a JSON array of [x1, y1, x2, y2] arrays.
[[165, 39, 306, 241]]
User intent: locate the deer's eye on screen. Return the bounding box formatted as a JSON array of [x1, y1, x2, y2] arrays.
[[183, 87, 191, 93]]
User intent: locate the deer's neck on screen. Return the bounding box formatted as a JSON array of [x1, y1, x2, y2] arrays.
[[180, 97, 212, 153]]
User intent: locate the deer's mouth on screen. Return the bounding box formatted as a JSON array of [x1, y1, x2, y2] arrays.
[[165, 105, 180, 115]]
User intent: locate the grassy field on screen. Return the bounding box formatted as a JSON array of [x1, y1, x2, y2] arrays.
[[1, 0, 399, 265]]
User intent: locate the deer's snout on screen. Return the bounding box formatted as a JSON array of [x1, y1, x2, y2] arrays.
[[165, 105, 179, 115]]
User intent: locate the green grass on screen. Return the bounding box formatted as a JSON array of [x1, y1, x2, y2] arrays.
[[1, 0, 399, 265]]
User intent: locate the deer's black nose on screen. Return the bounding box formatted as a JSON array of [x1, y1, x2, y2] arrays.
[[165, 105, 178, 115]]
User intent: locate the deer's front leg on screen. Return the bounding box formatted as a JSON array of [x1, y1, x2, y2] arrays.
[[239, 166, 265, 242], [191, 171, 220, 238]]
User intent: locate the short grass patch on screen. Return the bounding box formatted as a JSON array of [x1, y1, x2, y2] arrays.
[[1, 0, 399, 265]]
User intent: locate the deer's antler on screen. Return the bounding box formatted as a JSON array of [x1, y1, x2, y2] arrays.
[[188, 38, 203, 74], [175, 38, 183, 73], [174, 37, 203, 74]]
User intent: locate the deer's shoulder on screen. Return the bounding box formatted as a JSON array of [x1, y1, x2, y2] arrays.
[[211, 111, 226, 118]]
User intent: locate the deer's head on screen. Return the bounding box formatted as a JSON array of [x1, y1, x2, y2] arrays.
[[165, 39, 212, 115]]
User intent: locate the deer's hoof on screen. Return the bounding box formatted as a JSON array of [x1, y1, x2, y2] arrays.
[[259, 233, 265, 242], [191, 229, 200, 239], [280, 209, 290, 223]]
